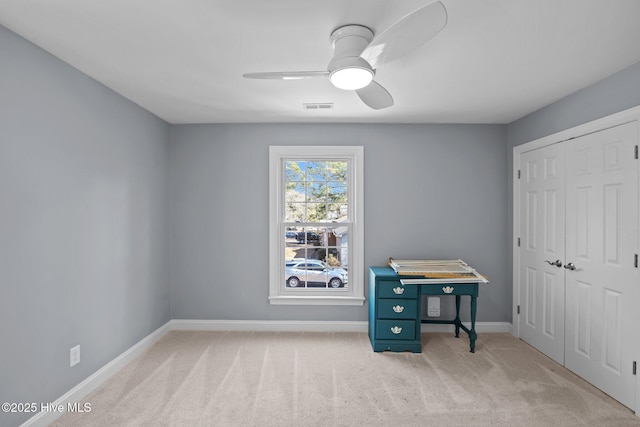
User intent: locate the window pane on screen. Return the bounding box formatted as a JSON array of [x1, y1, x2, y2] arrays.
[[326, 161, 348, 182], [284, 160, 349, 224], [285, 203, 305, 222], [284, 257, 348, 289], [285, 160, 305, 181], [305, 203, 326, 222], [327, 203, 346, 220], [285, 182, 306, 202], [306, 182, 326, 202], [328, 183, 347, 201], [283, 225, 349, 289], [305, 161, 327, 181]]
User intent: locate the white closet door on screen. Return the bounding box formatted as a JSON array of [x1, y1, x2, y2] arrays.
[[518, 143, 566, 364], [564, 121, 638, 409]]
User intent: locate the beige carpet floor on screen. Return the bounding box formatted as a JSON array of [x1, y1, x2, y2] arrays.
[[52, 331, 640, 426]]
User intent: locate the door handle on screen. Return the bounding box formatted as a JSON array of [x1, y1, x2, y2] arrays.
[[545, 260, 563, 268], [564, 262, 577, 271]]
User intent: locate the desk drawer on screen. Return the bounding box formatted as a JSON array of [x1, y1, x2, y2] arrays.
[[378, 281, 418, 298], [378, 299, 418, 319], [375, 320, 416, 340], [420, 283, 478, 297]]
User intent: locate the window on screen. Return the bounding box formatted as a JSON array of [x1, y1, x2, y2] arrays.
[[269, 146, 364, 305]]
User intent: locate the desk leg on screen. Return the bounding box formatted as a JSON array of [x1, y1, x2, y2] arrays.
[[469, 295, 477, 353], [454, 295, 461, 338]]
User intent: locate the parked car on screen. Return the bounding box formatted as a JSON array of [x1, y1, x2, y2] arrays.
[[285, 231, 297, 239], [296, 231, 319, 244], [285, 259, 348, 288]]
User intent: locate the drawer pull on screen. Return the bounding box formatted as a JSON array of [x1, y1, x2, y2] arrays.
[[442, 286, 454, 294], [392, 305, 405, 313], [392, 287, 405, 295], [390, 326, 403, 334]]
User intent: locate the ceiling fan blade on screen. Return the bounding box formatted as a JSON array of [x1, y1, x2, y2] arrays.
[[355, 81, 394, 110], [361, 1, 447, 69], [242, 71, 329, 80]]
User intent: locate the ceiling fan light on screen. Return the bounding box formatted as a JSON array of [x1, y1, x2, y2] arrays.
[[330, 66, 374, 90]]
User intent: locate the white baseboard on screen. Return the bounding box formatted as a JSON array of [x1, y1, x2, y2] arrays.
[[23, 319, 512, 426], [171, 319, 513, 334], [21, 321, 171, 427], [170, 319, 370, 332]]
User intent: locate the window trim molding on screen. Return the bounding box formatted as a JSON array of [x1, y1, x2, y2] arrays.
[[268, 146, 364, 305]]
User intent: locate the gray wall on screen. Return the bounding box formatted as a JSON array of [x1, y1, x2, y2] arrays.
[[507, 61, 640, 148], [506, 62, 640, 313], [0, 26, 170, 426], [168, 124, 509, 323]]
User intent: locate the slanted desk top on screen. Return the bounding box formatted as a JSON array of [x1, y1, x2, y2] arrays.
[[388, 258, 489, 284]]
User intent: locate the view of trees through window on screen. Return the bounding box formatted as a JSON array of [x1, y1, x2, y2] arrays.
[[283, 160, 350, 289]]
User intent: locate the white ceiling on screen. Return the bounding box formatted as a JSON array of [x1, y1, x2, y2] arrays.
[[2, 0, 640, 124]]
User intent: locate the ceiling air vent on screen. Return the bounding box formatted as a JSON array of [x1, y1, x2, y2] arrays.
[[303, 103, 334, 110]]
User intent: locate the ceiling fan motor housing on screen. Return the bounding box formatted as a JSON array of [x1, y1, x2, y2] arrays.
[[330, 25, 373, 58], [328, 25, 375, 89]]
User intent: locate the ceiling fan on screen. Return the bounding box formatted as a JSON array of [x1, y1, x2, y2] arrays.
[[242, 1, 447, 110]]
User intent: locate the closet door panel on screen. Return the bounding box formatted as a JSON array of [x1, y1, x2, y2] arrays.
[[564, 121, 638, 410], [518, 143, 566, 364]]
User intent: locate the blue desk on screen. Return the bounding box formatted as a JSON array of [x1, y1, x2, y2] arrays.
[[369, 267, 480, 353]]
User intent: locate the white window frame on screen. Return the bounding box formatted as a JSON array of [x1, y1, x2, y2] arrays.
[[269, 146, 364, 305]]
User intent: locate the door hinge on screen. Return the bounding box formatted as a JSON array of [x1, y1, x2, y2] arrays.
[[517, 305, 520, 315], [633, 361, 637, 375], [635, 145, 638, 160], [635, 254, 638, 268], [517, 237, 521, 247], [517, 169, 521, 179]]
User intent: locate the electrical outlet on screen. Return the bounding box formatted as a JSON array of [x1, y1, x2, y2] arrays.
[[427, 296, 441, 317], [70, 345, 80, 367]]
